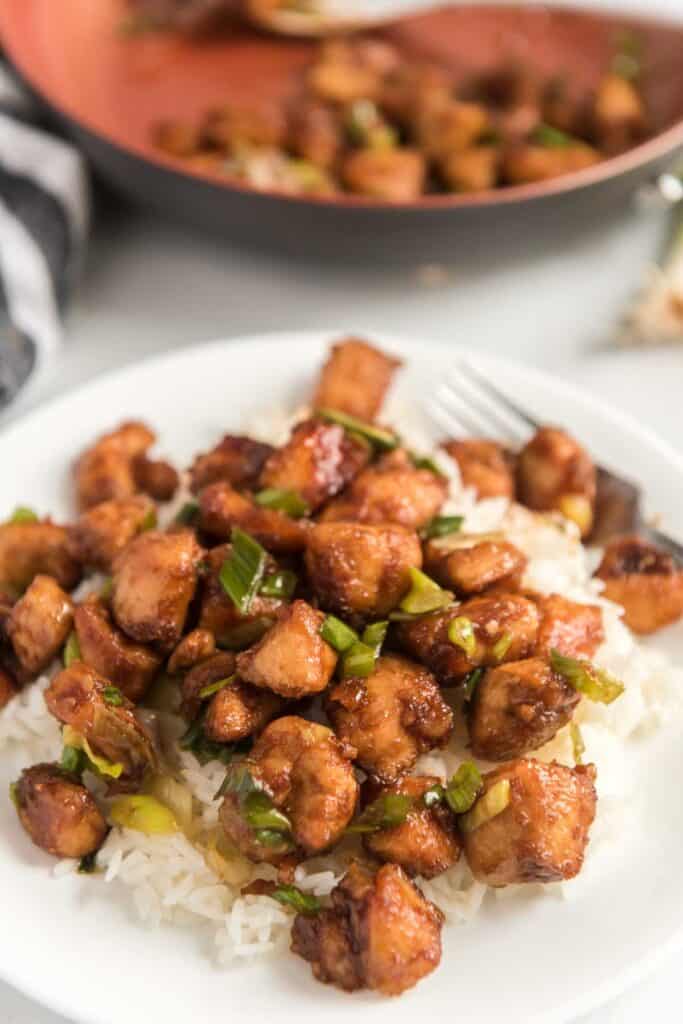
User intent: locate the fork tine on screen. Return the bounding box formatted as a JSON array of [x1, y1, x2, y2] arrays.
[[456, 360, 541, 432], [446, 364, 528, 444], [434, 383, 503, 438]]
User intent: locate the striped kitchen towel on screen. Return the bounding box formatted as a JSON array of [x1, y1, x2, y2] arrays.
[[0, 64, 89, 409]]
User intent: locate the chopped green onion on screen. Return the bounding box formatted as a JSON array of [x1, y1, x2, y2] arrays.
[[531, 123, 576, 148], [110, 794, 178, 835], [410, 452, 446, 477], [346, 793, 413, 834], [140, 508, 157, 531], [421, 515, 464, 540], [78, 851, 98, 874], [9, 506, 38, 524], [220, 763, 259, 801], [346, 99, 397, 150], [175, 501, 199, 526], [62, 725, 125, 779], [550, 649, 624, 705], [243, 790, 291, 832], [463, 667, 484, 701], [199, 675, 235, 700], [448, 616, 477, 659], [459, 778, 511, 833], [320, 614, 359, 653], [491, 631, 513, 663], [271, 884, 321, 915], [8, 781, 18, 807], [570, 722, 585, 765], [253, 829, 294, 849], [218, 617, 274, 651], [63, 631, 81, 668], [220, 528, 268, 615], [100, 577, 113, 601], [444, 761, 483, 814], [397, 567, 453, 616], [60, 745, 86, 775], [317, 408, 399, 451], [259, 570, 298, 600], [422, 783, 445, 808], [342, 641, 376, 678], [254, 489, 310, 519], [362, 620, 388, 658], [102, 686, 124, 707]]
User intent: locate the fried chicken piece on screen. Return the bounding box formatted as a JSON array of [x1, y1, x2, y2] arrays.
[[440, 145, 499, 192], [237, 601, 337, 698], [341, 148, 426, 202], [312, 338, 402, 422], [6, 575, 74, 679], [67, 495, 156, 573], [462, 758, 597, 886], [305, 521, 421, 622], [167, 628, 216, 675], [196, 542, 284, 646], [202, 103, 286, 150], [45, 662, 158, 790], [534, 593, 604, 658], [415, 99, 490, 160], [74, 420, 155, 511], [326, 654, 453, 782], [468, 656, 579, 760], [132, 454, 179, 502], [320, 449, 448, 530], [204, 678, 283, 743], [291, 861, 443, 995], [180, 651, 237, 722], [198, 482, 308, 554], [219, 716, 358, 862], [423, 536, 526, 596], [111, 530, 203, 650], [0, 521, 81, 596], [363, 775, 461, 878], [189, 435, 274, 494], [516, 426, 597, 537], [287, 98, 342, 171], [74, 596, 162, 703], [259, 418, 370, 513], [502, 142, 600, 185], [595, 536, 683, 634], [592, 73, 645, 154], [396, 593, 539, 685], [442, 438, 515, 499], [14, 763, 107, 859]]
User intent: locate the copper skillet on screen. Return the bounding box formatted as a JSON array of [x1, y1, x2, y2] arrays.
[[1, 0, 683, 263]]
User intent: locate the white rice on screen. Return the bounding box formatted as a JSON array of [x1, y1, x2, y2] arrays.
[[1, 401, 682, 964]]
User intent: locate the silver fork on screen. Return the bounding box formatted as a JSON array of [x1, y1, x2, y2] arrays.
[[428, 360, 683, 560]]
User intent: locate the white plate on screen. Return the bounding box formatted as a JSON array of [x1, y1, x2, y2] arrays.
[[1, 330, 682, 1024]]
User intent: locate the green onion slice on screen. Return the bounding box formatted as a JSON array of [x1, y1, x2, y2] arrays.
[[342, 641, 376, 678], [396, 568, 453, 616], [63, 631, 81, 668], [60, 745, 86, 775], [259, 570, 298, 600], [463, 667, 484, 701], [410, 452, 447, 477], [271, 884, 321, 915], [550, 649, 624, 704], [110, 795, 178, 835], [8, 781, 18, 807], [320, 614, 359, 653], [491, 631, 513, 663], [175, 501, 199, 526], [220, 528, 268, 615], [448, 616, 477, 658], [9, 506, 38, 524], [102, 686, 124, 707], [317, 408, 399, 451], [254, 489, 310, 519], [362, 620, 388, 658], [422, 783, 445, 808], [570, 722, 585, 765], [531, 122, 577, 148], [140, 508, 157, 532], [346, 793, 413, 834], [459, 778, 511, 833], [444, 761, 483, 814], [100, 577, 113, 601], [253, 829, 294, 849], [421, 515, 464, 540], [243, 790, 291, 832], [199, 675, 235, 701]]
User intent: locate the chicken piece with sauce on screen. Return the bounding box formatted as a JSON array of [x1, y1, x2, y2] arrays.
[[179, 650, 282, 742], [442, 439, 515, 499], [198, 482, 308, 554], [462, 758, 597, 886], [13, 763, 108, 859], [6, 575, 74, 680], [423, 534, 527, 596], [312, 337, 401, 422], [305, 521, 421, 622], [196, 543, 285, 648], [74, 596, 162, 703], [219, 715, 358, 862], [595, 535, 683, 634], [534, 592, 604, 658], [341, 148, 426, 202], [167, 627, 216, 675], [516, 426, 597, 537], [0, 520, 81, 597], [67, 495, 156, 573], [189, 435, 274, 494], [74, 420, 155, 511], [291, 860, 443, 995], [326, 654, 453, 782]]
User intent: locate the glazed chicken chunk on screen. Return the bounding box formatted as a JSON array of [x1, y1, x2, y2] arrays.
[[198, 482, 308, 553], [362, 775, 461, 879], [204, 677, 283, 744], [189, 434, 274, 494], [468, 656, 580, 760], [131, 453, 179, 502], [74, 596, 162, 703], [341, 148, 426, 202], [197, 543, 284, 647], [592, 73, 645, 154], [326, 654, 453, 782], [396, 593, 539, 686], [13, 763, 108, 859], [167, 628, 216, 675], [534, 593, 604, 658], [67, 495, 156, 573], [516, 426, 596, 537], [305, 521, 421, 622], [595, 535, 683, 634], [0, 520, 81, 596], [237, 600, 337, 698], [74, 420, 155, 511], [219, 716, 358, 862], [312, 337, 401, 422], [442, 438, 514, 499], [320, 448, 448, 529], [111, 529, 203, 650], [259, 418, 370, 512], [6, 575, 74, 679], [502, 141, 599, 185], [291, 860, 443, 995], [45, 662, 158, 790], [423, 535, 527, 596], [462, 758, 597, 886], [180, 651, 237, 722]]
